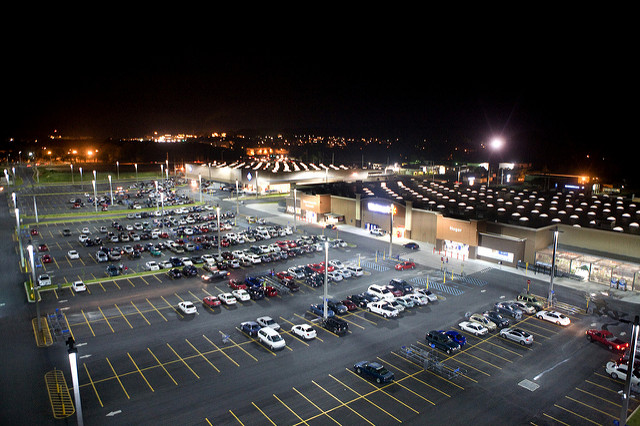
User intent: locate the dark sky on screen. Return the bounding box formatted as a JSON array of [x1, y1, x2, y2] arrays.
[[3, 23, 634, 180]]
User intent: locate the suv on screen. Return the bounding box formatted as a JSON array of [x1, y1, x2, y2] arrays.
[[257, 327, 286, 350], [425, 330, 460, 354], [388, 278, 413, 295], [367, 284, 394, 301], [322, 317, 349, 335], [517, 293, 545, 312]]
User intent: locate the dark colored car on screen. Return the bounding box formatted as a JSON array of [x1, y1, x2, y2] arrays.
[[182, 265, 198, 277], [404, 242, 419, 250], [240, 321, 261, 337], [586, 329, 629, 352], [282, 278, 300, 292], [264, 286, 278, 297], [169, 256, 183, 267], [322, 317, 348, 335], [354, 361, 394, 383], [246, 276, 264, 289], [440, 330, 466, 346], [327, 299, 348, 315], [483, 310, 510, 328], [341, 299, 357, 311], [347, 293, 368, 308], [247, 287, 264, 300], [305, 273, 323, 288], [425, 330, 460, 354], [167, 268, 182, 279], [494, 302, 523, 320], [106, 264, 120, 276], [388, 278, 413, 295]]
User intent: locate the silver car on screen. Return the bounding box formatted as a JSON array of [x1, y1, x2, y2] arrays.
[[499, 327, 533, 345], [509, 300, 535, 315]]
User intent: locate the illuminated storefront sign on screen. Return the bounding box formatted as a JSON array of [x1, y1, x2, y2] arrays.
[[368, 202, 397, 215], [477, 246, 514, 263]]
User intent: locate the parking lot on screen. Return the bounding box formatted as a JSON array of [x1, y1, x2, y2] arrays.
[[9, 181, 639, 425]]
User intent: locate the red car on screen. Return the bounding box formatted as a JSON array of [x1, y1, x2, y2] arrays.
[[221, 239, 230, 247], [41, 254, 52, 264], [30, 228, 39, 236], [160, 232, 169, 238], [228, 279, 247, 290], [307, 263, 324, 273], [276, 271, 293, 280], [264, 286, 278, 297], [318, 262, 334, 272], [395, 261, 415, 271], [38, 244, 48, 252], [586, 329, 629, 352], [341, 299, 357, 311], [202, 296, 221, 308]]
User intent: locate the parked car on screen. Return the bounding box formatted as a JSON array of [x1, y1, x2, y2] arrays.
[[517, 293, 545, 311], [232, 289, 251, 302], [440, 330, 466, 346], [256, 316, 280, 331], [394, 261, 416, 271], [37, 274, 51, 286], [494, 302, 523, 320], [605, 361, 640, 386], [68, 250, 80, 260], [536, 310, 570, 326], [499, 327, 534, 346], [218, 293, 237, 305], [425, 330, 460, 354], [202, 296, 221, 308], [354, 361, 395, 384], [586, 329, 629, 352], [257, 327, 286, 350], [459, 321, 488, 336], [367, 301, 399, 318], [509, 300, 536, 315], [167, 268, 182, 279], [469, 313, 497, 331], [310, 303, 334, 317], [483, 310, 510, 328], [178, 301, 197, 315], [327, 299, 348, 315], [72, 280, 87, 292], [322, 317, 349, 335], [240, 321, 261, 337], [291, 324, 317, 340]]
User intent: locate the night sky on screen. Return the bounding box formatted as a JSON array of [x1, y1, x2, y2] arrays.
[[3, 23, 634, 184]]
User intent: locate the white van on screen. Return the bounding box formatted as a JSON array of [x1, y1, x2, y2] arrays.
[[258, 327, 286, 350], [346, 264, 364, 277], [367, 284, 394, 301]]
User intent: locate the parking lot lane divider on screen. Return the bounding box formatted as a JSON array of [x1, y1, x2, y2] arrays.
[[98, 307, 115, 333], [82, 363, 104, 407], [329, 374, 403, 423], [564, 395, 617, 420], [377, 356, 451, 398], [166, 343, 200, 379], [292, 387, 342, 426], [114, 304, 133, 329], [126, 278, 135, 288], [32, 317, 53, 347], [273, 393, 309, 425], [202, 334, 240, 367], [146, 299, 168, 322], [251, 402, 277, 425], [106, 357, 130, 399], [217, 331, 259, 362], [147, 348, 178, 386], [81, 310, 96, 337], [346, 369, 421, 413], [128, 353, 154, 392], [553, 403, 600, 425], [541, 412, 571, 426], [228, 410, 245, 425], [130, 301, 151, 325], [312, 380, 375, 426], [185, 339, 220, 373]]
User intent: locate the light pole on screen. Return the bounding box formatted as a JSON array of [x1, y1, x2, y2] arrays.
[[199, 174, 202, 203], [33, 196, 38, 224], [389, 204, 395, 258], [619, 316, 640, 425], [547, 226, 561, 306], [216, 206, 221, 255], [487, 137, 503, 188], [15, 208, 24, 268], [92, 180, 97, 213], [134, 163, 138, 185], [293, 187, 297, 233], [79, 167, 83, 191], [27, 244, 41, 332], [116, 161, 119, 180], [66, 337, 84, 426], [70, 164, 74, 184], [323, 241, 329, 320], [235, 179, 239, 227], [108, 175, 113, 209]]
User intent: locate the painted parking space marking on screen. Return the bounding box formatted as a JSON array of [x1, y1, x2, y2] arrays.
[[202, 334, 241, 367], [378, 356, 452, 398], [82, 363, 103, 407], [292, 387, 342, 425], [147, 347, 178, 386], [106, 357, 130, 399], [127, 353, 154, 392], [347, 367, 426, 410], [312, 380, 375, 426], [185, 338, 220, 373], [166, 343, 200, 379]]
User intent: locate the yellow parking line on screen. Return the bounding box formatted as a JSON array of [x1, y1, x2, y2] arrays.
[[564, 395, 616, 420], [348, 311, 378, 325], [377, 356, 451, 398], [126, 278, 135, 287], [292, 387, 342, 425], [139, 276, 150, 286], [166, 343, 200, 379], [62, 312, 75, 342], [82, 363, 103, 407], [114, 304, 133, 329], [390, 351, 465, 390], [98, 307, 115, 333], [575, 387, 627, 410], [147, 348, 178, 385], [329, 374, 402, 422], [228, 410, 244, 425], [161, 296, 182, 318], [312, 380, 374, 426], [542, 412, 570, 425], [128, 353, 154, 392], [273, 393, 308, 425], [252, 401, 276, 425], [130, 301, 151, 325], [279, 316, 324, 343], [106, 357, 130, 399], [337, 315, 365, 330], [346, 368, 423, 411], [472, 345, 513, 363], [186, 339, 220, 373], [146, 298, 167, 322], [584, 379, 620, 394], [81, 310, 95, 337], [554, 403, 600, 425], [202, 334, 240, 367]]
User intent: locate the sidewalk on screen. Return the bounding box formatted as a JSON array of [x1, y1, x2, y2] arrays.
[[244, 200, 640, 306]]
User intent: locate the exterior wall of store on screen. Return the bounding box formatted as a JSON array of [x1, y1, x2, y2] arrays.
[[361, 200, 406, 233], [330, 196, 357, 226], [556, 225, 640, 262], [410, 209, 438, 245], [477, 233, 526, 267], [483, 222, 550, 265]]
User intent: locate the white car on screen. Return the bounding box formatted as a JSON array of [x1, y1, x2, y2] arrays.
[[232, 289, 250, 302], [416, 288, 438, 302], [257, 316, 281, 331], [327, 271, 343, 282], [291, 324, 317, 340], [258, 327, 286, 350], [388, 299, 405, 313], [218, 293, 237, 305], [68, 250, 80, 260], [145, 261, 160, 271], [459, 321, 488, 336], [536, 310, 571, 326], [367, 301, 399, 318], [159, 260, 172, 269], [337, 268, 352, 279], [78, 234, 88, 243], [181, 257, 193, 266], [72, 280, 87, 292], [82, 227, 91, 234], [288, 267, 305, 279], [406, 293, 429, 306], [606, 361, 640, 385], [329, 259, 345, 269], [37, 274, 51, 286], [178, 301, 197, 315], [346, 265, 363, 277], [247, 254, 262, 264]]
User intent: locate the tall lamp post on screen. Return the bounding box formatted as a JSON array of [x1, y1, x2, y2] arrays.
[[70, 164, 74, 184], [108, 175, 113, 209], [27, 244, 41, 332], [487, 137, 503, 188], [216, 206, 221, 255], [66, 337, 84, 426], [91, 180, 97, 213], [116, 161, 119, 180], [134, 163, 138, 185], [15, 208, 24, 268], [199, 174, 202, 203], [79, 167, 83, 191], [323, 241, 329, 320]]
